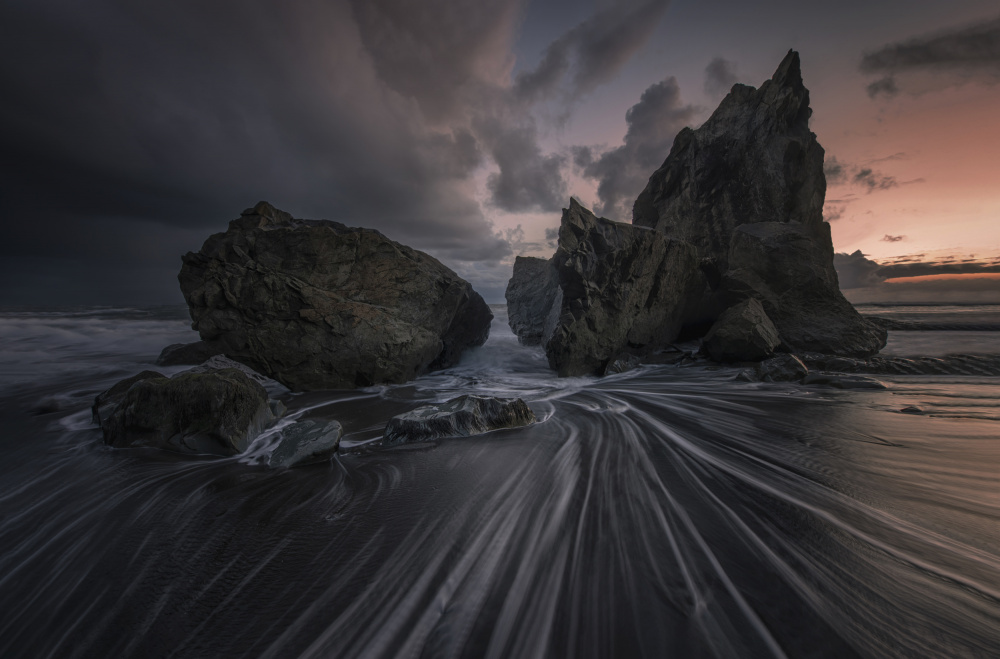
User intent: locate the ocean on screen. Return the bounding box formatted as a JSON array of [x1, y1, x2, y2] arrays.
[[0, 304, 998, 657]]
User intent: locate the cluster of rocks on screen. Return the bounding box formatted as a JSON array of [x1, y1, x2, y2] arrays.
[[93, 359, 536, 463], [506, 50, 886, 375]]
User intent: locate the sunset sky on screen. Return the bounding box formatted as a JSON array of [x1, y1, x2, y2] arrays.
[[2, 0, 998, 304]]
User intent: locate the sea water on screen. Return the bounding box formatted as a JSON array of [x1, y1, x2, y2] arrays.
[[0, 304, 997, 657]]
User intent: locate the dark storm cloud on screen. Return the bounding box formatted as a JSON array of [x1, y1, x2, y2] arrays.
[[575, 77, 698, 220], [861, 15, 1000, 95], [878, 258, 1000, 278], [833, 250, 1000, 291], [0, 0, 671, 303], [823, 157, 849, 185], [825, 155, 921, 195], [704, 57, 739, 97], [514, 0, 672, 103]]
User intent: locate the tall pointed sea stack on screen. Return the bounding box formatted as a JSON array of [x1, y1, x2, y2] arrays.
[[633, 50, 886, 357]]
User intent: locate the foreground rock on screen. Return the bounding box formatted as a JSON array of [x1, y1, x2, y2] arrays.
[[505, 256, 560, 346], [506, 200, 702, 376], [179, 201, 493, 391], [155, 340, 223, 366], [383, 395, 536, 445], [632, 50, 885, 358], [95, 368, 279, 456], [701, 298, 780, 362], [267, 420, 343, 468], [757, 354, 809, 382]]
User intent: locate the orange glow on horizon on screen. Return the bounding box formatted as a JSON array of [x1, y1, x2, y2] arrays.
[[883, 273, 1000, 285]]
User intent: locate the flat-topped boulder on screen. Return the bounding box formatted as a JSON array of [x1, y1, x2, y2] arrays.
[[178, 202, 493, 391]]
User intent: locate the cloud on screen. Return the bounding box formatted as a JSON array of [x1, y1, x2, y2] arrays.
[[881, 234, 906, 242], [853, 167, 898, 192], [834, 251, 886, 289], [823, 156, 849, 185], [0, 0, 671, 304], [704, 57, 739, 97], [861, 15, 1000, 96], [575, 77, 698, 220]]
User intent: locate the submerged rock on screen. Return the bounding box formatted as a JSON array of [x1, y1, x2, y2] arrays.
[[179, 201, 493, 391], [155, 340, 223, 366], [506, 256, 561, 346], [267, 420, 343, 468], [96, 368, 279, 456], [632, 50, 885, 358], [383, 395, 536, 445], [701, 298, 780, 362], [757, 354, 809, 382], [538, 200, 702, 376]]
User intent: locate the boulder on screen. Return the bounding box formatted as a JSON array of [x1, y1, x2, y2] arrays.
[[505, 256, 560, 346], [757, 354, 809, 382], [92, 370, 168, 425], [97, 368, 279, 456], [541, 200, 702, 376], [383, 395, 536, 445], [632, 50, 885, 358], [701, 297, 780, 362], [267, 420, 343, 468], [155, 340, 223, 366], [178, 201, 493, 391]]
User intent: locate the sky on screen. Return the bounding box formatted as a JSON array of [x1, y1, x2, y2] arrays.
[[2, 0, 998, 305]]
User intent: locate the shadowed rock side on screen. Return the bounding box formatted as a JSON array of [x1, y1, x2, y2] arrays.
[[179, 202, 493, 391], [511, 200, 703, 377], [633, 50, 885, 358], [702, 297, 779, 362], [506, 256, 561, 346]]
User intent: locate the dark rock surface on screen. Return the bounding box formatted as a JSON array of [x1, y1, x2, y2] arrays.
[[631, 50, 885, 359], [724, 222, 886, 356], [97, 368, 279, 456], [757, 354, 809, 382], [91, 370, 168, 426], [179, 201, 493, 391], [701, 298, 780, 362], [542, 200, 702, 376], [506, 256, 560, 346], [155, 341, 224, 366], [801, 353, 1000, 376], [633, 50, 825, 262], [383, 395, 536, 445], [267, 420, 343, 468]]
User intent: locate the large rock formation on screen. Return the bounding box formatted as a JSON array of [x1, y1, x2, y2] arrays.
[[632, 50, 886, 358], [506, 200, 703, 376], [96, 368, 279, 456], [179, 202, 493, 391]]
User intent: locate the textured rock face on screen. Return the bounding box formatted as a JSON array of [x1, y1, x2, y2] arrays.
[[757, 354, 809, 382], [632, 50, 885, 358], [97, 368, 279, 456], [179, 202, 493, 391], [725, 223, 886, 356], [383, 395, 536, 445], [633, 50, 825, 263], [267, 420, 343, 468], [156, 341, 223, 367], [702, 297, 780, 362], [544, 200, 702, 376], [505, 256, 560, 346]]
